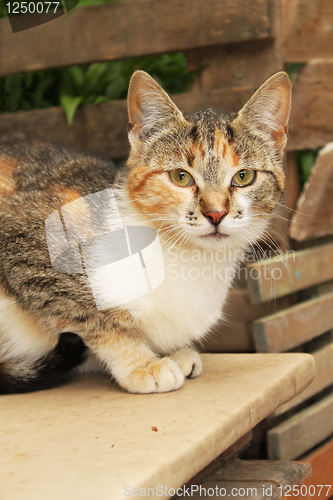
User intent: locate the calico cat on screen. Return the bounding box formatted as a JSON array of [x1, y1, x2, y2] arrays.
[[0, 70, 291, 394]]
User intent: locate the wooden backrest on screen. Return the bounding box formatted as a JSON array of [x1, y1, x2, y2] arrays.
[[1, 0, 332, 160]]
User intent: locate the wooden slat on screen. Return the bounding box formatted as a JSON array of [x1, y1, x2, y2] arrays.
[[290, 144, 333, 241], [287, 60, 333, 152], [299, 440, 333, 499], [268, 152, 300, 251], [0, 0, 272, 77], [283, 0, 333, 62], [253, 292, 333, 353], [267, 393, 333, 460], [246, 243, 333, 303], [209, 459, 311, 485], [187, 0, 283, 93], [183, 460, 311, 500], [199, 290, 293, 353], [272, 342, 333, 415], [0, 87, 254, 160]]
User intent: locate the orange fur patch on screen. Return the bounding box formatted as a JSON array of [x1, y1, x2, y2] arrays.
[[47, 186, 82, 205], [231, 148, 240, 167], [213, 127, 226, 156], [0, 156, 18, 196], [213, 128, 240, 167]]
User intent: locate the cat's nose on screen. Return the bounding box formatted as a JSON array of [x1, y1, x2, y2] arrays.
[[203, 210, 228, 227]]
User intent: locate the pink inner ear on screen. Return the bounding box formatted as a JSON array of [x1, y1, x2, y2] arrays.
[[271, 82, 291, 128], [130, 124, 146, 142], [128, 93, 144, 129]]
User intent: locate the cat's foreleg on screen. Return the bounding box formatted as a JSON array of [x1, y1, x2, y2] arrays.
[[169, 347, 202, 379], [86, 331, 185, 394]]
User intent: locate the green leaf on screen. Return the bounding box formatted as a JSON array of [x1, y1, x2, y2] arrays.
[[296, 149, 320, 186], [60, 95, 83, 125], [68, 66, 85, 92], [94, 96, 109, 104], [83, 63, 109, 97]]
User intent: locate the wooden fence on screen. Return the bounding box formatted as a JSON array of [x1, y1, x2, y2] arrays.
[[0, 0, 333, 158]]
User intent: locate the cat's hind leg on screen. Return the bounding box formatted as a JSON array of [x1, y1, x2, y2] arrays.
[[0, 333, 88, 394]]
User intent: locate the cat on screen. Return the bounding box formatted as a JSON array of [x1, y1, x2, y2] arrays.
[[0, 70, 291, 394]]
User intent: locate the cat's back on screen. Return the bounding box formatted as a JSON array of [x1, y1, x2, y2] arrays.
[[0, 142, 122, 307], [0, 142, 121, 258], [0, 142, 119, 199]]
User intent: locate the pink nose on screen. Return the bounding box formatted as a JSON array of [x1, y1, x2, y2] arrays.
[[204, 210, 228, 226]]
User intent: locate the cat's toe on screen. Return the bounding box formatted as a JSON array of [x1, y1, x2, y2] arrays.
[[170, 348, 202, 379], [124, 358, 184, 394]]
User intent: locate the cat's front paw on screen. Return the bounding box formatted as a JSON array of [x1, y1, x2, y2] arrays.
[[123, 357, 184, 394], [170, 348, 202, 379]]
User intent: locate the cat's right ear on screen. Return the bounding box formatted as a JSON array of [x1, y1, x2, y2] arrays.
[[236, 71, 292, 155], [127, 70, 184, 154]]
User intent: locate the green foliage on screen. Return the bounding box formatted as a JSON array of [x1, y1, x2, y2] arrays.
[[0, 53, 198, 122], [285, 62, 305, 80], [0, 71, 57, 112], [296, 149, 320, 185], [0, 2, 7, 17], [0, 0, 198, 122]]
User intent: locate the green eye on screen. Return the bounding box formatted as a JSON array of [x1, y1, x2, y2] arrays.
[[169, 169, 195, 187], [232, 169, 256, 187]]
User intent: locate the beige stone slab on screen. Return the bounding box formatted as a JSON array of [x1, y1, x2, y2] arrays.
[[0, 354, 315, 500]]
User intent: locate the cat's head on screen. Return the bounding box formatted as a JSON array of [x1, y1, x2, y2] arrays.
[[126, 70, 291, 251]]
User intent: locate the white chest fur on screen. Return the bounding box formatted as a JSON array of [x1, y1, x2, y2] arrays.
[[127, 247, 239, 354]]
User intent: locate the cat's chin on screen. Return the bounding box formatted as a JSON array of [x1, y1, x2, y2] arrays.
[[193, 231, 231, 250], [201, 231, 229, 241]]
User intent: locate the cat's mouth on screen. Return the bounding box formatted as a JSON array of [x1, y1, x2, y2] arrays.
[[201, 231, 229, 240]]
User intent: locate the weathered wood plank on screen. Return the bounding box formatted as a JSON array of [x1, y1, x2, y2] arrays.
[[283, 0, 333, 62], [268, 152, 300, 251], [209, 459, 311, 485], [187, 0, 283, 92], [253, 292, 333, 353], [272, 342, 333, 415], [0, 87, 254, 160], [290, 143, 333, 241], [267, 393, 333, 460], [246, 243, 333, 303], [287, 60, 333, 151], [181, 460, 311, 500], [0, 0, 272, 77], [299, 440, 333, 498], [199, 290, 293, 353]]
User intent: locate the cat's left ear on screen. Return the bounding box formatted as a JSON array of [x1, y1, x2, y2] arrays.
[[236, 72, 292, 154], [127, 70, 184, 153]]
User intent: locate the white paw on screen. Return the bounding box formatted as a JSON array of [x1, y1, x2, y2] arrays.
[[123, 357, 185, 394], [170, 348, 202, 379]]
